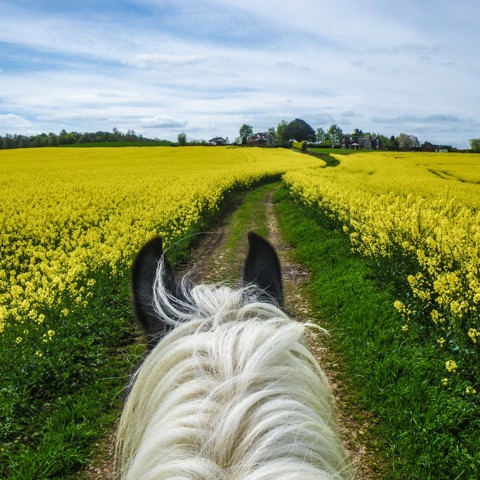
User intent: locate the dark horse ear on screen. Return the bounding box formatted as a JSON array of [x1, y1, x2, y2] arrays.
[[243, 232, 283, 307], [132, 236, 176, 350]]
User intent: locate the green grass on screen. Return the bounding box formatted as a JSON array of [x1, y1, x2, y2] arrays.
[[274, 185, 480, 479], [0, 270, 142, 479], [194, 181, 277, 285], [0, 178, 280, 479], [307, 147, 361, 155], [223, 182, 274, 248], [5, 178, 478, 478]]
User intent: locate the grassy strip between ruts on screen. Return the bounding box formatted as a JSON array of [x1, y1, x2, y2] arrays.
[[190, 181, 276, 287], [274, 185, 479, 479]]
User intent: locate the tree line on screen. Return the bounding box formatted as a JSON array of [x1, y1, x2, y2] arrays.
[[0, 128, 170, 149], [237, 118, 461, 151], [2, 121, 476, 151]]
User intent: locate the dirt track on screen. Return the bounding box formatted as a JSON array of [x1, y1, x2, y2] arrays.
[[84, 185, 377, 479]]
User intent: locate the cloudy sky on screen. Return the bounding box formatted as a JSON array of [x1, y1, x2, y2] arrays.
[[1, 0, 479, 147]]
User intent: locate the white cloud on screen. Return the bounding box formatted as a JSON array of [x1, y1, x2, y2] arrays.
[[127, 53, 204, 69], [140, 115, 187, 129], [0, 114, 33, 131]]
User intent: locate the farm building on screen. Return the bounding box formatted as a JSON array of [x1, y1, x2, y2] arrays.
[[247, 132, 276, 147], [341, 136, 381, 150], [420, 141, 450, 152], [209, 137, 227, 146]]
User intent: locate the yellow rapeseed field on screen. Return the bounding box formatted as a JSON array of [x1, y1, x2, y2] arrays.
[[284, 151, 480, 396], [0, 146, 320, 337]]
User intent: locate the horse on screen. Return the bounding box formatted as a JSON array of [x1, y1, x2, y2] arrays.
[[115, 232, 352, 479]]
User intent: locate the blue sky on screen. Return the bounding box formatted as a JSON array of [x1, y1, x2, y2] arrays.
[[0, 0, 479, 147]]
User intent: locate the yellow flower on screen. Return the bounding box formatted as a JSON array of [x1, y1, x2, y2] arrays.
[[430, 310, 440, 324], [401, 324, 409, 332], [394, 300, 405, 312], [437, 337, 446, 347], [468, 328, 479, 343], [445, 360, 457, 373], [465, 386, 477, 395], [441, 378, 449, 387]]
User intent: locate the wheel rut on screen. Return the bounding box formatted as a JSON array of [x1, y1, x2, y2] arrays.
[[84, 183, 376, 479]]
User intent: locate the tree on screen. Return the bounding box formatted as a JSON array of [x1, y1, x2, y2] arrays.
[[177, 132, 187, 146], [239, 124, 253, 144], [281, 118, 315, 143], [266, 127, 276, 147], [276, 120, 289, 146], [470, 138, 480, 152], [385, 135, 398, 150], [397, 133, 420, 151], [48, 132, 58, 146], [316, 127, 326, 143], [326, 124, 343, 148]]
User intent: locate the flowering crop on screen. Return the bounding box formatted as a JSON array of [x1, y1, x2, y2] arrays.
[[283, 152, 480, 398], [1, 146, 324, 470], [0, 146, 319, 339]]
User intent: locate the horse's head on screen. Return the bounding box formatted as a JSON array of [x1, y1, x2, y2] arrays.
[[131, 232, 283, 350], [117, 232, 352, 479]]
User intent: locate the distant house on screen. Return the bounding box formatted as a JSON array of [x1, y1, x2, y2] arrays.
[[421, 141, 436, 152], [421, 141, 450, 152], [246, 132, 276, 147], [209, 137, 227, 146], [341, 136, 380, 150], [359, 138, 372, 150]]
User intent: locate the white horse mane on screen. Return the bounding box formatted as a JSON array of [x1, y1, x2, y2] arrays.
[[116, 259, 352, 479]]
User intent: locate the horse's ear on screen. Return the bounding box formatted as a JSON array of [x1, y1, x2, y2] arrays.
[[132, 236, 176, 349], [243, 232, 283, 306]]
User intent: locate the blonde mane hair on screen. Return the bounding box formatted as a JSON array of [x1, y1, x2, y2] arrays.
[[116, 234, 352, 479]]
